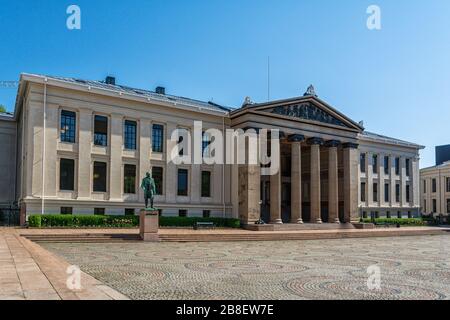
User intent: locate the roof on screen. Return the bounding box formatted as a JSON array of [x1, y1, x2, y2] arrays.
[[359, 131, 425, 149], [17, 73, 232, 116], [421, 160, 450, 172], [0, 112, 14, 121]]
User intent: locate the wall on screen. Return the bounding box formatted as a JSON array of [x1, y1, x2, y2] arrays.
[[0, 116, 17, 205]]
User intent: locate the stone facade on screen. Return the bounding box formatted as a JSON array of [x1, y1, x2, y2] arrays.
[[7, 73, 424, 225], [420, 161, 450, 218], [0, 114, 17, 206]]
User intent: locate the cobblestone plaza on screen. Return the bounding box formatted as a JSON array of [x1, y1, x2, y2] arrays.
[[41, 235, 450, 300]]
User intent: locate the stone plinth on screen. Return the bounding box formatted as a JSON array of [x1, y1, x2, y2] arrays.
[[140, 209, 160, 242]]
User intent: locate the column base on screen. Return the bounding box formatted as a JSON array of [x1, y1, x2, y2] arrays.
[[330, 218, 340, 224], [270, 219, 283, 224], [316, 218, 323, 224], [291, 218, 304, 224]]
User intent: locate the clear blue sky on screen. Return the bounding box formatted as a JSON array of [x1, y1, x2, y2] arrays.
[[1, 0, 449, 168]]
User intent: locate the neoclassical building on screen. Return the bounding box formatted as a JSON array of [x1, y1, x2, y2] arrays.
[[1, 73, 424, 225], [420, 161, 450, 219]]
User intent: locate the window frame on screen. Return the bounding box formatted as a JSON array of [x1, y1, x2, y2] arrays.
[[93, 161, 108, 193], [372, 155, 378, 174], [152, 166, 164, 196], [384, 156, 389, 175], [201, 170, 212, 198], [123, 164, 137, 194], [360, 154, 366, 173], [93, 114, 108, 147], [124, 119, 137, 150], [60, 110, 77, 143], [361, 182, 366, 202], [59, 158, 75, 191], [152, 124, 165, 153], [177, 168, 189, 196]]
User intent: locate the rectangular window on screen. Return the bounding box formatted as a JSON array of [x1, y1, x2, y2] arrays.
[[406, 185, 410, 203], [60, 159, 75, 191], [124, 120, 137, 150], [433, 199, 437, 213], [94, 208, 105, 216], [373, 183, 378, 202], [152, 167, 163, 195], [124, 164, 136, 194], [384, 183, 389, 202], [60, 110, 76, 143], [179, 209, 187, 217], [405, 159, 410, 177], [125, 209, 135, 216], [447, 199, 450, 214], [386, 211, 391, 219], [203, 210, 211, 218], [447, 177, 450, 193], [152, 124, 164, 153], [373, 155, 378, 174], [384, 156, 389, 175], [395, 158, 400, 175], [93, 162, 107, 192], [202, 131, 211, 157], [360, 154, 366, 173], [395, 184, 400, 203], [432, 178, 437, 193], [423, 200, 427, 213], [361, 182, 366, 202], [178, 169, 188, 196], [423, 180, 427, 193], [61, 207, 73, 215], [94, 115, 108, 146], [201, 171, 211, 198]]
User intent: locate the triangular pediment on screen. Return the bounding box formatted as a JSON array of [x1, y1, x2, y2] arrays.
[[252, 97, 362, 131]]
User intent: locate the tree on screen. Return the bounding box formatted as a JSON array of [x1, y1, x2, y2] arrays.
[[0, 105, 6, 113]]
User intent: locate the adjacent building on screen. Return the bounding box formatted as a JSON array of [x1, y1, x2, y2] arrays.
[[420, 160, 450, 219], [2, 73, 424, 225]]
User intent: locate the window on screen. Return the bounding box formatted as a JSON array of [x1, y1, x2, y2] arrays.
[[124, 120, 137, 150], [406, 185, 410, 203], [60, 159, 75, 191], [152, 124, 164, 153], [423, 200, 427, 213], [124, 164, 136, 194], [93, 162, 107, 192], [373, 183, 378, 202], [432, 199, 437, 213], [386, 211, 391, 219], [60, 110, 76, 143], [373, 155, 378, 174], [178, 169, 188, 196], [384, 156, 389, 175], [61, 207, 73, 215], [408, 211, 412, 219], [201, 171, 211, 198], [203, 210, 211, 218], [432, 179, 437, 193], [361, 182, 366, 202], [360, 154, 366, 173], [125, 209, 135, 216], [94, 208, 105, 216], [384, 183, 389, 202], [202, 131, 211, 157], [395, 184, 400, 203], [94, 115, 108, 146], [395, 158, 400, 175], [405, 159, 410, 177], [397, 211, 402, 219], [423, 180, 427, 193], [447, 199, 450, 214], [363, 211, 368, 219], [179, 209, 187, 217], [447, 177, 450, 193], [152, 167, 163, 195]]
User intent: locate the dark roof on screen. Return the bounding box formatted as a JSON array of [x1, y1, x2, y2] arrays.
[[25, 74, 232, 114], [360, 131, 424, 148]]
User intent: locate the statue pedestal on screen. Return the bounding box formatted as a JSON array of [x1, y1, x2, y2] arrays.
[[139, 209, 160, 242]]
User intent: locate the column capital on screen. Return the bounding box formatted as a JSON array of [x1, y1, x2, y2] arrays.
[[307, 137, 324, 146], [325, 140, 341, 148], [288, 134, 305, 143], [342, 142, 359, 149]]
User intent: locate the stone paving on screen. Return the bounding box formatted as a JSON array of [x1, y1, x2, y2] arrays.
[[41, 235, 450, 300], [0, 228, 128, 300]]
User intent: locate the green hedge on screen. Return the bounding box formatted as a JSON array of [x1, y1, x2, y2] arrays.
[[362, 218, 428, 226], [28, 215, 241, 228], [159, 217, 241, 228], [28, 215, 139, 228]]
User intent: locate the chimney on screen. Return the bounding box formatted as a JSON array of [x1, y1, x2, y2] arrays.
[[105, 76, 116, 85], [155, 86, 165, 95]]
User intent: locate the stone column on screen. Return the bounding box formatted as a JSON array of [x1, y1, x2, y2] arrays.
[[78, 108, 93, 199], [238, 137, 261, 224], [289, 135, 305, 224], [308, 138, 324, 224], [270, 137, 282, 224], [343, 143, 359, 223], [326, 140, 340, 223]]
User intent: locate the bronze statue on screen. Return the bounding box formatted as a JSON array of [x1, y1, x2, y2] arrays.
[[141, 171, 156, 209]]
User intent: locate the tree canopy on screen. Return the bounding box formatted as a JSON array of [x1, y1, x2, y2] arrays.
[[0, 105, 7, 113]]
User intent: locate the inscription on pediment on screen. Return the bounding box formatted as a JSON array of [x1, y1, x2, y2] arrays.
[[269, 102, 348, 128]]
